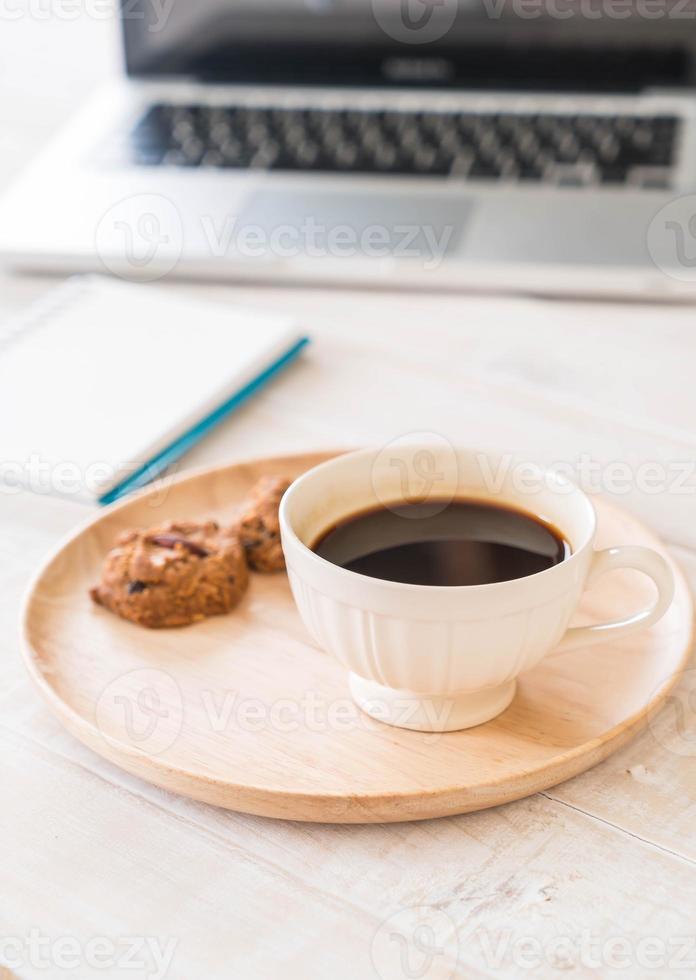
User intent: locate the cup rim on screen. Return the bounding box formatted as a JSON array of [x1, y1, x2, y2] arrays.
[[279, 447, 597, 595]]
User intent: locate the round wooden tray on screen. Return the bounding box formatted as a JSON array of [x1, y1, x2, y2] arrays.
[[22, 451, 693, 823]]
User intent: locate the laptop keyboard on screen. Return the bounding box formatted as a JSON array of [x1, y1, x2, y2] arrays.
[[124, 103, 679, 187]]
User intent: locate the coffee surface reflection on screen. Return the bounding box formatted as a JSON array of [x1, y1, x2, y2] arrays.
[[312, 499, 570, 587]]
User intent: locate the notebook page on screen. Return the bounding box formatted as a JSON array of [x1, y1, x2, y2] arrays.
[[1, 277, 299, 498]]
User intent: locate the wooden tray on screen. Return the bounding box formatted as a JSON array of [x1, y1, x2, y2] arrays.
[[22, 451, 693, 823]]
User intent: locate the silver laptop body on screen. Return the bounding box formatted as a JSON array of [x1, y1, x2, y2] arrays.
[[2, 1, 696, 299]]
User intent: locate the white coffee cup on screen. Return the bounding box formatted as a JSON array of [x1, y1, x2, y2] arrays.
[[279, 446, 674, 732]]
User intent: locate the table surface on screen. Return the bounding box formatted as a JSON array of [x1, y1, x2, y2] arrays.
[[2, 10, 696, 980]]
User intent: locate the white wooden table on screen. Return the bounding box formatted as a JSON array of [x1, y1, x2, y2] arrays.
[[2, 11, 696, 980]]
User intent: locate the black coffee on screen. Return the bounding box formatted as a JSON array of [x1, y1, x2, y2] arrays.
[[312, 499, 570, 587]]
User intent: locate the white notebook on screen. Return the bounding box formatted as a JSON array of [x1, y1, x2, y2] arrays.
[[0, 276, 308, 503]]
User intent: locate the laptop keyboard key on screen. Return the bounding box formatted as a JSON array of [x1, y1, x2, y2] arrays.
[[122, 103, 680, 187]]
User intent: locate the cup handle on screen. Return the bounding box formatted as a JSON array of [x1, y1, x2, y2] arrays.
[[555, 546, 675, 654]]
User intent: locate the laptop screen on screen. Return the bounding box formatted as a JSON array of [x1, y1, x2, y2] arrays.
[[121, 0, 696, 90]]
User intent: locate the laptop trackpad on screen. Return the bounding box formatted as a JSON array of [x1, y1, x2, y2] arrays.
[[235, 189, 472, 264]]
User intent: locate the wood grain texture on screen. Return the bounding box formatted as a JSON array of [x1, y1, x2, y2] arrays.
[[3, 713, 696, 980], [22, 451, 693, 823]]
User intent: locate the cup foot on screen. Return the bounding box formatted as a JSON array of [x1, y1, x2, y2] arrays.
[[348, 674, 517, 732]]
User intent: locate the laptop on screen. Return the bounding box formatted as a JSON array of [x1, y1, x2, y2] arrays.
[[1, 1, 696, 299]]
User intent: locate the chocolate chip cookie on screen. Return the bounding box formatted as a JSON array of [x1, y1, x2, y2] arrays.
[[90, 520, 249, 628], [235, 476, 290, 572]]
